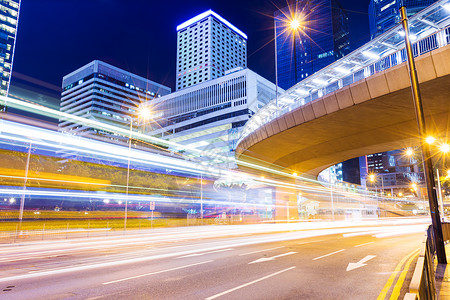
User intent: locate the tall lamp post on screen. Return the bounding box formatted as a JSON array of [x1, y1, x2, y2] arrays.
[[274, 12, 303, 115], [400, 5, 446, 263], [124, 105, 151, 231]]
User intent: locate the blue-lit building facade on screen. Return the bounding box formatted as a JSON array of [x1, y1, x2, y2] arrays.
[[369, 0, 437, 39], [0, 0, 21, 112], [274, 0, 350, 90]]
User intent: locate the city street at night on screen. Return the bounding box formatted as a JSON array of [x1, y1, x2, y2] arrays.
[[2, 0, 450, 298], [0, 220, 426, 299]]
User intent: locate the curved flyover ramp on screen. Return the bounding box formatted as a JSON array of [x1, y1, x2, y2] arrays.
[[236, 45, 450, 177]]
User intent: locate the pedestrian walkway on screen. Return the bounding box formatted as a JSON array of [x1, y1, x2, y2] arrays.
[[436, 244, 450, 299]]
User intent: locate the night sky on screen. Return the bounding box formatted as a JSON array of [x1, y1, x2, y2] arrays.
[[11, 0, 371, 103]]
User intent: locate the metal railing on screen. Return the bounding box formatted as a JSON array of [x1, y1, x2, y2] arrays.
[[238, 0, 450, 145], [405, 223, 450, 299]]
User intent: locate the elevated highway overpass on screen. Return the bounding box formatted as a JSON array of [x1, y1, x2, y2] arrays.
[[236, 2, 450, 178]]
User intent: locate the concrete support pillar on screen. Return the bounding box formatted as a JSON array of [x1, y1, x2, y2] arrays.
[[274, 187, 299, 221]]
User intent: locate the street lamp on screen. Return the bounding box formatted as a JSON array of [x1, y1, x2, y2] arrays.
[[439, 143, 450, 154], [400, 5, 446, 263], [274, 11, 304, 114], [425, 136, 436, 144], [124, 105, 152, 231], [405, 148, 414, 157]]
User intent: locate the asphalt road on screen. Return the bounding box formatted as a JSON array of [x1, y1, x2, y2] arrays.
[[0, 220, 427, 299]]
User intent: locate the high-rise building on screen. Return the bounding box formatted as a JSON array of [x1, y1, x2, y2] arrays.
[[274, 0, 350, 90], [368, 0, 437, 39], [59, 60, 171, 142], [176, 10, 247, 91], [0, 0, 21, 112], [146, 68, 281, 168]]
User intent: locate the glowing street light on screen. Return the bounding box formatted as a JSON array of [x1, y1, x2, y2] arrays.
[[439, 143, 450, 153], [405, 148, 414, 157], [426, 136, 436, 144], [411, 183, 418, 191], [290, 18, 302, 30], [368, 174, 376, 182]]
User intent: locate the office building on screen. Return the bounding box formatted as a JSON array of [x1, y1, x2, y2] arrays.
[[145, 68, 281, 168], [176, 10, 247, 91], [0, 0, 21, 112], [59, 60, 171, 142], [274, 0, 350, 90], [369, 0, 437, 39]]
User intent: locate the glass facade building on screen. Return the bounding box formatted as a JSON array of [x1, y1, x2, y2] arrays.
[[176, 10, 247, 91], [59, 60, 171, 143], [0, 0, 20, 112], [368, 0, 437, 38], [146, 68, 281, 168], [274, 0, 350, 90]]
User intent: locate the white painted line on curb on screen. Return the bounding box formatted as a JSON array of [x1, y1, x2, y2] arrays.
[[205, 266, 296, 300], [239, 246, 285, 256], [103, 260, 213, 285], [312, 249, 345, 261]]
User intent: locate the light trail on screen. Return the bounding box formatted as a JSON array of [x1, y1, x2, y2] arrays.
[[0, 97, 420, 209], [0, 174, 198, 195], [0, 119, 346, 201], [0, 96, 322, 182]]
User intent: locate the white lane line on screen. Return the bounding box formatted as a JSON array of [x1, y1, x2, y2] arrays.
[[239, 246, 285, 256], [204, 266, 296, 300], [103, 260, 213, 285], [343, 231, 383, 238], [248, 252, 297, 264], [177, 248, 233, 258], [354, 241, 375, 248], [297, 239, 324, 245], [312, 249, 345, 261]]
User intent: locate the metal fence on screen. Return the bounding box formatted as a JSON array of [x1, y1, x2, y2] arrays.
[[405, 223, 450, 299]]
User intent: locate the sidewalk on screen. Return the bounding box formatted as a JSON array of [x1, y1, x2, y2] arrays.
[[436, 244, 450, 299]]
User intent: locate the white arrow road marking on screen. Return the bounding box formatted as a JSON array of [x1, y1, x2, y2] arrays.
[[177, 248, 233, 258], [248, 252, 297, 264], [346, 255, 376, 271]]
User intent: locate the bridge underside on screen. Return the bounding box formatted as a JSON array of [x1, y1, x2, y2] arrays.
[[236, 46, 450, 178]]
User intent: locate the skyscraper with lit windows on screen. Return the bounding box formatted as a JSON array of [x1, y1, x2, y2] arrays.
[[59, 60, 170, 142], [274, 0, 350, 90], [0, 0, 21, 112], [176, 10, 247, 90]]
